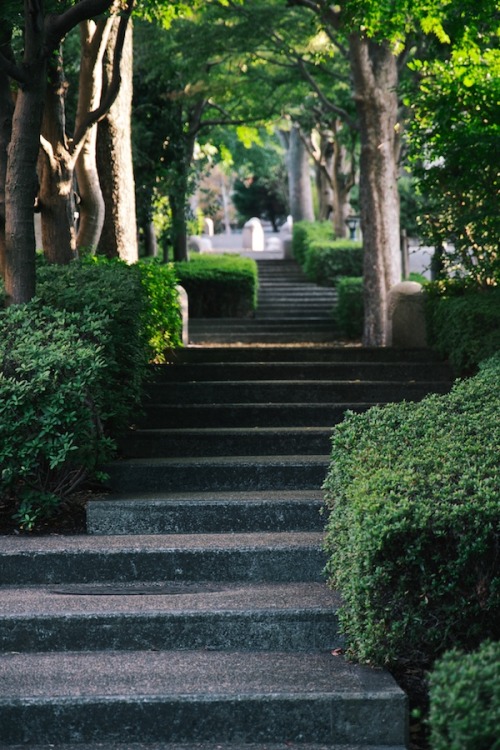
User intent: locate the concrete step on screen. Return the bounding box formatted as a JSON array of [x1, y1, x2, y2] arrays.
[[119, 427, 332, 457], [188, 332, 342, 344], [86, 490, 325, 534], [151, 361, 451, 382], [146, 379, 451, 405], [166, 346, 446, 364], [0, 582, 341, 653], [104, 455, 330, 494], [0, 650, 407, 746], [138, 402, 373, 428], [0, 533, 326, 585], [1, 744, 408, 750]]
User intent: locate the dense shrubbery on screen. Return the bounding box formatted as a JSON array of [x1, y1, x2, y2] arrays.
[[0, 303, 114, 530], [136, 258, 183, 360], [323, 354, 500, 668], [175, 253, 258, 317], [336, 277, 364, 338], [428, 641, 500, 750], [292, 221, 333, 266], [303, 239, 364, 286], [426, 281, 500, 374]]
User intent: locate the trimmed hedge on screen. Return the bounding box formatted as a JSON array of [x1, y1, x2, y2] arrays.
[[304, 239, 364, 286], [292, 221, 333, 266], [336, 276, 364, 338], [175, 254, 258, 317], [323, 354, 500, 667], [0, 303, 114, 530], [426, 283, 500, 374], [429, 641, 500, 750], [136, 258, 183, 359]]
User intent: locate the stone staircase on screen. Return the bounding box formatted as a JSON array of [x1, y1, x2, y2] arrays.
[[0, 339, 453, 748], [188, 258, 339, 344]]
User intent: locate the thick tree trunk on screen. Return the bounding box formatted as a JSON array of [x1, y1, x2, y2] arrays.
[[0, 63, 13, 281], [97, 19, 137, 262], [75, 20, 110, 254], [38, 48, 76, 264], [287, 124, 315, 222], [349, 34, 401, 346], [143, 221, 158, 257]]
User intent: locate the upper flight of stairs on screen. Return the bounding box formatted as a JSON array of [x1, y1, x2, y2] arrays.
[[188, 259, 339, 344], [0, 339, 453, 749]]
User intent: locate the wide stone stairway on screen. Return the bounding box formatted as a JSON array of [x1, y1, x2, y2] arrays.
[[0, 260, 453, 749]]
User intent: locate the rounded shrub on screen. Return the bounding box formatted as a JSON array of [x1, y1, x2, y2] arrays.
[[336, 276, 363, 338], [0, 302, 114, 530], [429, 640, 500, 750], [304, 239, 364, 285], [323, 354, 500, 667], [292, 221, 333, 266]]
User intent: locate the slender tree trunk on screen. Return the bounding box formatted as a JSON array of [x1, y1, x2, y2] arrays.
[[170, 190, 188, 262], [349, 34, 401, 346], [75, 20, 111, 254], [315, 132, 334, 222], [143, 221, 158, 256], [287, 123, 315, 222], [0, 57, 13, 282], [38, 48, 76, 264], [97, 19, 137, 262]]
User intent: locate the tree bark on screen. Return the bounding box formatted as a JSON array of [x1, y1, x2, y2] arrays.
[[287, 123, 315, 222], [38, 48, 76, 264], [75, 20, 111, 254], [97, 19, 137, 262], [0, 52, 13, 281], [349, 34, 401, 346]]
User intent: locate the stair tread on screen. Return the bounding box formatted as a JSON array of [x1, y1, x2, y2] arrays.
[[2, 744, 407, 750], [89, 489, 325, 502], [0, 581, 339, 616], [0, 650, 404, 700]]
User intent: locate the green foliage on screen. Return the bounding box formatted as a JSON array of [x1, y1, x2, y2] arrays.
[[304, 239, 364, 286], [426, 283, 500, 373], [36, 257, 149, 433], [0, 302, 114, 530], [336, 277, 363, 338], [137, 259, 183, 359], [429, 641, 500, 750], [175, 253, 258, 317], [292, 221, 333, 267], [323, 354, 500, 667]]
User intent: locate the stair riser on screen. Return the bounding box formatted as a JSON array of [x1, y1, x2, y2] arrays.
[[1, 549, 325, 585], [152, 363, 450, 382], [1, 611, 341, 653], [87, 500, 324, 534], [138, 404, 371, 428], [0, 695, 407, 745], [106, 462, 328, 494], [188, 333, 342, 344], [168, 347, 445, 363], [147, 381, 450, 405], [119, 432, 331, 457]]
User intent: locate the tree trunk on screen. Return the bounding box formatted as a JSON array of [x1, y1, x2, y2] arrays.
[[75, 20, 111, 254], [170, 189, 188, 262], [143, 221, 158, 257], [349, 34, 401, 346], [97, 19, 137, 262], [38, 48, 76, 264], [287, 123, 315, 222], [315, 132, 335, 223], [0, 56, 13, 282]]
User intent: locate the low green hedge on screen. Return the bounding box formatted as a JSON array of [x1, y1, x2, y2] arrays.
[[426, 282, 500, 374], [429, 640, 500, 750], [323, 354, 500, 667], [175, 254, 258, 317], [304, 239, 364, 286], [336, 277, 364, 338], [0, 303, 114, 530], [136, 259, 183, 359], [292, 221, 333, 266]]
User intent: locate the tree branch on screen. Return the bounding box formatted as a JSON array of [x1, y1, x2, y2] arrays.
[[44, 0, 115, 53], [297, 57, 358, 130], [0, 51, 27, 85]]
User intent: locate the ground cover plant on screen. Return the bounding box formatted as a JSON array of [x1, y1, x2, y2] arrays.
[[175, 253, 258, 317], [323, 354, 500, 669]]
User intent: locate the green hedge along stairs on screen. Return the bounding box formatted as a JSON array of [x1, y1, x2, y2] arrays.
[[0, 258, 453, 749]]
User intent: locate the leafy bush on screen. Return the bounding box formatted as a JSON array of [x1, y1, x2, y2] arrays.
[[137, 259, 183, 359], [336, 276, 363, 338], [36, 257, 149, 432], [292, 221, 333, 266], [323, 354, 500, 667], [429, 641, 500, 750], [426, 282, 500, 374], [175, 253, 258, 317], [304, 239, 364, 286], [0, 303, 114, 530]]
